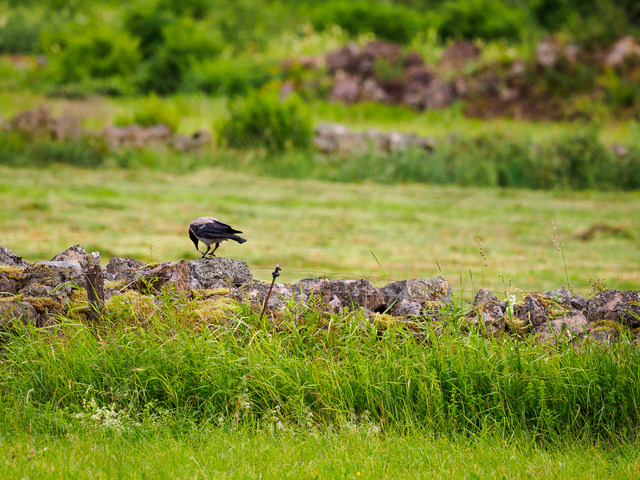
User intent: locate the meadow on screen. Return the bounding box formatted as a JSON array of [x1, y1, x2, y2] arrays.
[[1, 165, 639, 296], [2, 0, 640, 476]]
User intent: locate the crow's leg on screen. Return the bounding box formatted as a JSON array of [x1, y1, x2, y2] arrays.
[[208, 242, 220, 257], [201, 244, 210, 258]]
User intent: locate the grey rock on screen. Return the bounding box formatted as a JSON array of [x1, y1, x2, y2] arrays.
[[473, 288, 501, 306], [532, 311, 590, 337], [35, 260, 84, 277], [329, 72, 360, 104], [569, 294, 588, 311], [0, 300, 39, 329], [51, 244, 89, 269], [0, 246, 30, 268], [468, 288, 506, 336], [539, 288, 572, 304], [587, 290, 640, 328], [236, 282, 293, 313], [135, 260, 191, 293], [516, 294, 548, 329], [423, 78, 455, 110], [380, 276, 452, 317], [188, 257, 254, 289], [105, 257, 144, 282], [294, 278, 385, 313], [539, 289, 588, 311], [0, 274, 18, 295]]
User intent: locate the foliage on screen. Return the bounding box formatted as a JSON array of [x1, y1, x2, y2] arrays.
[[133, 15, 222, 95], [114, 93, 180, 131], [310, 0, 427, 45], [183, 56, 278, 96], [0, 6, 46, 54], [41, 23, 141, 84], [0, 131, 105, 168], [437, 0, 529, 42], [1, 299, 640, 446], [218, 92, 313, 151]]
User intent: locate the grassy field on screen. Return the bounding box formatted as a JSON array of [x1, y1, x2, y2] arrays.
[[1, 297, 639, 478], [0, 165, 638, 297], [3, 430, 639, 479]]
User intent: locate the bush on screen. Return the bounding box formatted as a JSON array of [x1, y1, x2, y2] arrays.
[[42, 24, 141, 84], [133, 15, 222, 95], [114, 94, 180, 131], [551, 127, 616, 190], [438, 0, 527, 42], [0, 7, 47, 54], [218, 92, 313, 152], [310, 1, 425, 45], [184, 57, 278, 96]]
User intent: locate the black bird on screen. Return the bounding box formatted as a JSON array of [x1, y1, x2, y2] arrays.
[[189, 216, 247, 258]]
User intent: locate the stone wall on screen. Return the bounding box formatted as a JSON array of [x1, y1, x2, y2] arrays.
[[1, 245, 638, 344]]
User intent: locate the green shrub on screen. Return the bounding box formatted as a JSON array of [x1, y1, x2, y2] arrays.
[[551, 127, 615, 190], [310, 0, 425, 45], [124, 2, 175, 59], [184, 57, 278, 96], [134, 15, 222, 94], [438, 0, 527, 42], [42, 24, 141, 84], [219, 92, 313, 152], [564, 0, 633, 47], [114, 94, 180, 131], [0, 7, 46, 54]]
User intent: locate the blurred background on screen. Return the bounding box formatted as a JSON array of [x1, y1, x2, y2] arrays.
[[0, 0, 639, 297]]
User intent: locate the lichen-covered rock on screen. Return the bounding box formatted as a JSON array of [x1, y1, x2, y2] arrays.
[[236, 282, 293, 313], [18, 262, 82, 305], [587, 290, 640, 328], [539, 289, 588, 310], [0, 273, 18, 295], [532, 311, 590, 337], [515, 294, 549, 329], [188, 257, 254, 289], [105, 257, 144, 283], [294, 278, 385, 313], [380, 276, 452, 317], [135, 260, 191, 293], [51, 244, 89, 269], [0, 299, 39, 329], [0, 246, 30, 268], [34, 260, 84, 278], [467, 288, 506, 336]]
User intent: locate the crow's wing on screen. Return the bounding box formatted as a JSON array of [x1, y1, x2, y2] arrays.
[[195, 220, 243, 239]]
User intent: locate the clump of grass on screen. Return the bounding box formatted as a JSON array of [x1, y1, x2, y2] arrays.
[[1, 292, 640, 445]]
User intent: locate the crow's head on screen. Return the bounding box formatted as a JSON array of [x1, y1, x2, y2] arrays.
[[189, 229, 199, 251]]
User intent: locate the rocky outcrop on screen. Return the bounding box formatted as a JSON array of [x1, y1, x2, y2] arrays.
[[1, 245, 638, 344], [380, 277, 451, 317], [189, 257, 254, 289], [314, 123, 435, 156], [587, 290, 640, 328], [7, 107, 210, 153], [0, 246, 30, 268], [293, 278, 386, 314]]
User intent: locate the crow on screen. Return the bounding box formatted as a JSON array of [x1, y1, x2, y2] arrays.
[[189, 216, 247, 258]]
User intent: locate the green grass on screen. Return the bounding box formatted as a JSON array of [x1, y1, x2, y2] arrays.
[[0, 165, 638, 297], [1, 298, 640, 478], [3, 429, 638, 479]]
